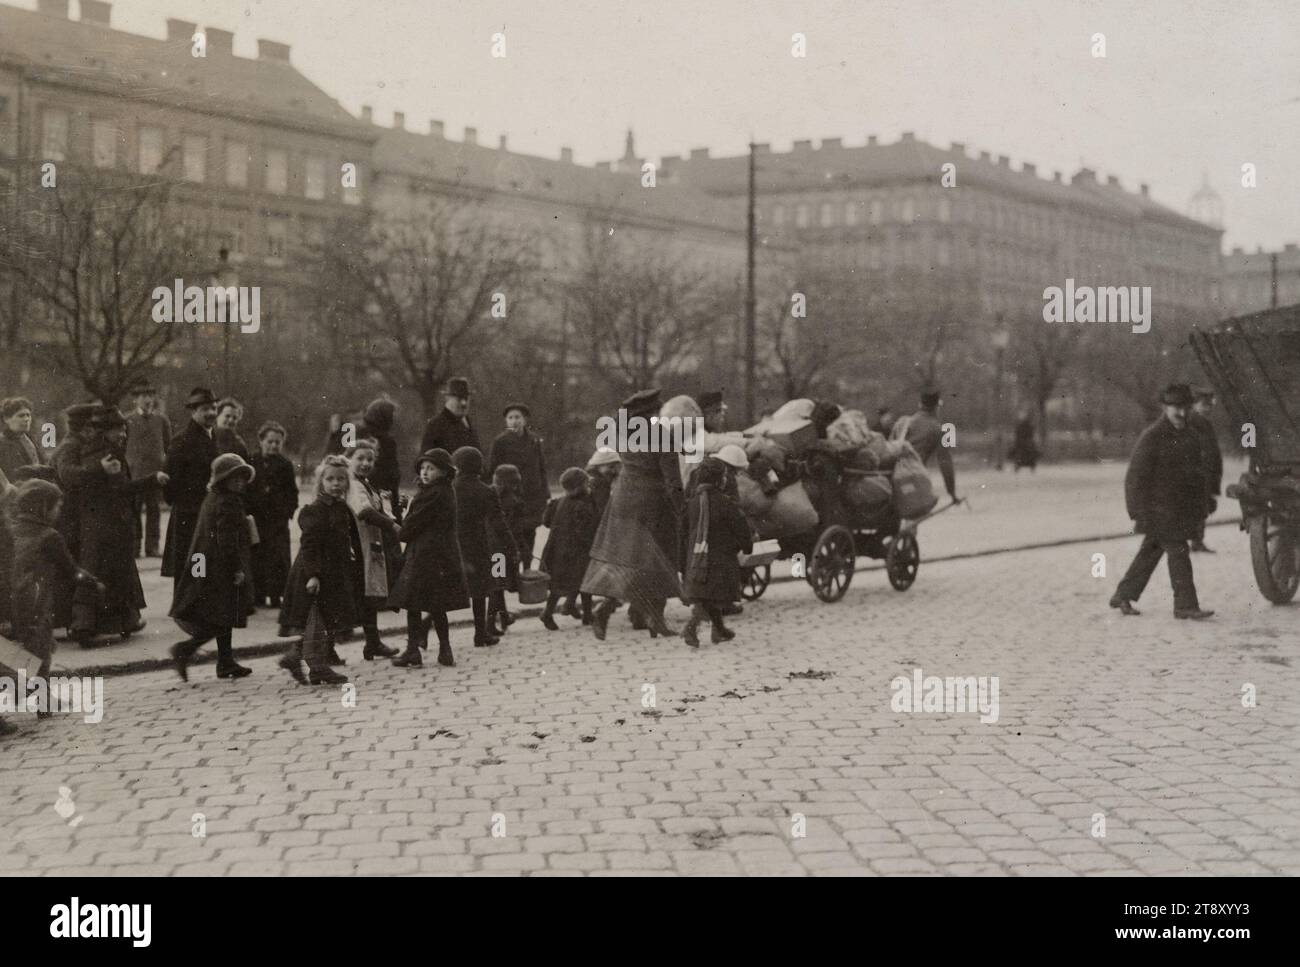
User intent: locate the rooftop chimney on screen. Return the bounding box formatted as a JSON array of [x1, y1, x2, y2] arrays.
[[1053, 171, 1062, 182], [80, 0, 110, 26], [206, 27, 233, 55], [821, 137, 842, 150], [361, 106, 373, 123], [689, 147, 709, 160], [979, 151, 991, 161], [560, 147, 573, 163], [1139, 183, 1149, 197], [37, 0, 68, 19], [900, 131, 916, 142], [1022, 163, 1037, 176], [950, 141, 966, 154], [464, 127, 478, 145], [393, 112, 405, 130], [428, 120, 444, 137], [1106, 174, 1120, 187], [792, 139, 813, 152], [498, 134, 508, 150], [596, 161, 612, 172], [997, 154, 1010, 167], [867, 135, 878, 145], [257, 38, 291, 63], [166, 17, 196, 40], [753, 143, 771, 153], [1231, 246, 1243, 255]]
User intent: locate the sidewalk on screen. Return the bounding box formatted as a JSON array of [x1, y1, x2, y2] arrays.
[[49, 458, 1247, 677]]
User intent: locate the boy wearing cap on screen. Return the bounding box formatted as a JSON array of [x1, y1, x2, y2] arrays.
[[487, 402, 548, 570], [1111, 383, 1215, 620]]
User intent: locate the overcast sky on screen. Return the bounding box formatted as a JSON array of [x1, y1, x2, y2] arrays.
[[26, 0, 1298, 250]]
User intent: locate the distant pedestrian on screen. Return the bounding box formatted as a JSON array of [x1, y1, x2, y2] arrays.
[[539, 467, 598, 629], [276, 456, 358, 686], [247, 421, 299, 608], [487, 403, 548, 565], [893, 387, 958, 502], [359, 398, 404, 524], [420, 377, 480, 456], [451, 446, 511, 647], [162, 388, 219, 585], [488, 463, 524, 635], [124, 380, 171, 557], [1008, 410, 1040, 472], [0, 397, 44, 480], [168, 454, 257, 681], [585, 447, 621, 519], [213, 397, 251, 461], [388, 449, 468, 669], [1188, 388, 1223, 553], [344, 440, 400, 661], [680, 448, 753, 647], [1110, 383, 1214, 620]]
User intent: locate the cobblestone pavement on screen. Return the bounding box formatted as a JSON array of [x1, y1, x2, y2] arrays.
[[2, 524, 1296, 876]]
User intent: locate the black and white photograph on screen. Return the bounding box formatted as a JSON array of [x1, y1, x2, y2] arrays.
[[0, 0, 1296, 919]]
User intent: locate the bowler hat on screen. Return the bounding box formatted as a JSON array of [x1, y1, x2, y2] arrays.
[[696, 390, 725, 412], [502, 402, 530, 419], [1160, 383, 1194, 406], [445, 377, 471, 399], [185, 386, 217, 409], [414, 448, 456, 477], [450, 445, 483, 476], [207, 452, 255, 490], [920, 386, 942, 407], [621, 387, 662, 418]]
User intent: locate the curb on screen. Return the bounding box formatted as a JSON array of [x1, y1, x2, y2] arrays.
[[65, 518, 1242, 679]]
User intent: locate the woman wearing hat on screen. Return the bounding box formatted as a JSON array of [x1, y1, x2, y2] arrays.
[[168, 453, 258, 680], [581, 388, 685, 640], [681, 448, 753, 647], [387, 449, 469, 667]]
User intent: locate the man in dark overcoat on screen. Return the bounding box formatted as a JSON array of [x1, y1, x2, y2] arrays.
[[420, 377, 480, 457], [487, 403, 548, 565], [162, 387, 219, 586], [1110, 383, 1215, 619], [1187, 387, 1223, 553]]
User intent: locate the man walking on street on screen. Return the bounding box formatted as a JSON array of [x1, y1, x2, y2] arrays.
[[162, 387, 219, 588], [420, 377, 480, 457], [1110, 383, 1215, 620], [894, 387, 959, 502], [125, 379, 171, 557], [1188, 387, 1223, 554]]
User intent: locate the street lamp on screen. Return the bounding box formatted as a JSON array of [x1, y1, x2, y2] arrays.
[[212, 247, 239, 394], [990, 318, 1010, 470]]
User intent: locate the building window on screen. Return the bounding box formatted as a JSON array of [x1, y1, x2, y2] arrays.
[[844, 201, 858, 226], [869, 198, 883, 225], [937, 196, 951, 223], [91, 119, 116, 168], [771, 204, 785, 227], [138, 126, 164, 174], [266, 217, 287, 261], [795, 204, 809, 228], [182, 135, 206, 183], [264, 148, 288, 195], [305, 157, 326, 200], [819, 202, 834, 227], [226, 141, 248, 187], [41, 108, 69, 161]]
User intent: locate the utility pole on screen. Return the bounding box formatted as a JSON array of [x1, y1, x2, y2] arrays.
[[744, 140, 757, 426], [1271, 251, 1279, 308]]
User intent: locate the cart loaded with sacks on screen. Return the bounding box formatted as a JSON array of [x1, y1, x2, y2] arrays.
[[731, 401, 956, 603], [1192, 304, 1300, 603]]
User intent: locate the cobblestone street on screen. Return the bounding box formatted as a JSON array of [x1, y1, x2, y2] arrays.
[[2, 522, 1296, 876]]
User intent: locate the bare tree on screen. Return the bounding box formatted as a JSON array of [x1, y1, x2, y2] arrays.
[[314, 202, 541, 417], [1008, 310, 1081, 446], [0, 156, 205, 402]]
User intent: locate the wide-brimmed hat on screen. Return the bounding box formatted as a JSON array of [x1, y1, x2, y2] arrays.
[[445, 377, 471, 399], [1160, 383, 1194, 406], [13, 479, 62, 520], [450, 445, 483, 476], [586, 447, 621, 469], [502, 402, 530, 419], [207, 453, 255, 490], [185, 386, 217, 409], [91, 406, 128, 430], [415, 448, 456, 477], [621, 388, 661, 418], [714, 444, 749, 469], [560, 467, 589, 494]]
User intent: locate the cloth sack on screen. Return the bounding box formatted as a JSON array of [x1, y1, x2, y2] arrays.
[[826, 409, 872, 449], [772, 399, 815, 422], [891, 445, 938, 519], [753, 481, 819, 539], [737, 472, 777, 517], [844, 474, 893, 514]]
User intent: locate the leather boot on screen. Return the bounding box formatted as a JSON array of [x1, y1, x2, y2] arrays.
[[392, 644, 422, 667], [591, 598, 616, 641], [647, 600, 674, 638], [169, 638, 201, 682], [278, 655, 307, 685], [308, 665, 349, 685], [437, 640, 455, 667], [710, 616, 735, 643], [682, 611, 702, 648], [628, 604, 647, 631], [362, 627, 398, 660], [540, 599, 559, 631]]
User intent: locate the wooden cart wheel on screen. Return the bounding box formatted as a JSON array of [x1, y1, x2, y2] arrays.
[[1249, 512, 1300, 603], [740, 563, 770, 601], [886, 532, 920, 591], [808, 525, 855, 603]]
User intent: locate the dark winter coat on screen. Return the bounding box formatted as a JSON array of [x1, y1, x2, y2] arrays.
[[74, 456, 155, 618], [169, 489, 255, 630], [52, 435, 91, 559], [279, 496, 365, 634], [1187, 412, 1223, 497], [360, 401, 402, 512], [541, 492, 599, 595], [487, 429, 548, 530], [582, 448, 683, 602], [682, 484, 753, 605], [589, 471, 615, 520], [125, 410, 171, 477], [8, 511, 91, 646], [490, 486, 525, 590], [1124, 416, 1210, 542], [453, 473, 511, 598], [162, 420, 218, 578], [214, 427, 251, 462], [0, 429, 42, 480], [421, 407, 481, 458], [1008, 419, 1040, 467], [247, 452, 299, 601], [387, 479, 469, 613]]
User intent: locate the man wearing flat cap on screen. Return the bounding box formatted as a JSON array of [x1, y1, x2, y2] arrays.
[[1187, 387, 1223, 553], [162, 387, 219, 585], [420, 376, 481, 457], [1110, 383, 1215, 619], [487, 402, 549, 565]]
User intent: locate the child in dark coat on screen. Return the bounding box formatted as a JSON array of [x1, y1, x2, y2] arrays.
[[488, 463, 524, 635], [276, 456, 359, 685], [681, 451, 753, 648], [248, 421, 299, 608], [388, 449, 468, 668], [540, 468, 599, 629], [168, 454, 257, 681], [451, 446, 515, 647]]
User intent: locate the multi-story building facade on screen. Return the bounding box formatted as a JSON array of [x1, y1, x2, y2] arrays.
[[1222, 244, 1300, 316]]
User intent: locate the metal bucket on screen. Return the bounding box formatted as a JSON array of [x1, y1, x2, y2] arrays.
[[518, 569, 550, 605]]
